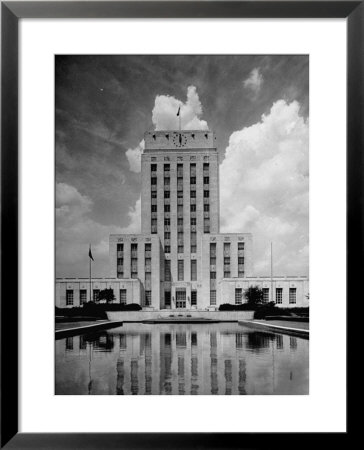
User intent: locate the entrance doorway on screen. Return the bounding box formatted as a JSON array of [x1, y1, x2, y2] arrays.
[[175, 289, 186, 308]]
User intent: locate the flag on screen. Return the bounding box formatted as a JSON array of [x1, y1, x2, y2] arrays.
[[176, 106, 180, 116], [89, 245, 94, 261]]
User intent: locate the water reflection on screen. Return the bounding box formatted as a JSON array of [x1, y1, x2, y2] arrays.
[[56, 323, 309, 395]]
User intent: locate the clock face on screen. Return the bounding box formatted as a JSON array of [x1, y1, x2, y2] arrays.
[[172, 133, 188, 148]]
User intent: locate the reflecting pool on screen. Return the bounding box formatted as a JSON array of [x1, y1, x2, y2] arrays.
[[55, 323, 308, 395]]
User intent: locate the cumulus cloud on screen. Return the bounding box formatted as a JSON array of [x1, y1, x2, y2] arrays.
[[56, 182, 141, 277], [126, 140, 144, 173], [152, 85, 208, 131], [220, 100, 309, 276], [125, 86, 208, 173], [243, 68, 264, 96]]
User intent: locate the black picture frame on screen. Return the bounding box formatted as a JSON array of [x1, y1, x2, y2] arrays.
[[1, 1, 359, 448]]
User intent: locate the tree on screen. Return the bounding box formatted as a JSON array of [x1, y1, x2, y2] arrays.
[[98, 288, 115, 304], [244, 286, 264, 307]]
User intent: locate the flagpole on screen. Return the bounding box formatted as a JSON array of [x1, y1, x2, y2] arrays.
[[270, 242, 273, 303], [89, 244, 92, 303]]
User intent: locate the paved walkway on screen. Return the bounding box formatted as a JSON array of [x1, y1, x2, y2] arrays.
[[254, 320, 309, 330], [55, 320, 108, 331]]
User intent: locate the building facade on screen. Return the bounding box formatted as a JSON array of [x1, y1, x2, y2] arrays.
[[56, 129, 309, 309]]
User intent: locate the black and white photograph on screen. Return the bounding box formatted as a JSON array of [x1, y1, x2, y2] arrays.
[[55, 55, 309, 395]]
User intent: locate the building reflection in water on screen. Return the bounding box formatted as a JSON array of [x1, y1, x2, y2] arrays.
[[56, 323, 308, 395]]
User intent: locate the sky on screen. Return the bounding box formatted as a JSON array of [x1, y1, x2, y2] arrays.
[[56, 55, 309, 278]]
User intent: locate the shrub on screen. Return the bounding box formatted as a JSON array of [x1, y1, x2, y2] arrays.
[[253, 302, 278, 319], [244, 286, 264, 307], [219, 303, 254, 311], [55, 302, 143, 320]]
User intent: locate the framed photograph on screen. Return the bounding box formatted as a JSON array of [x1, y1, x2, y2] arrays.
[[1, 1, 357, 447]]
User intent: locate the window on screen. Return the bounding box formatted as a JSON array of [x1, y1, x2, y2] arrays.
[[238, 257, 244, 265], [190, 177, 196, 184], [178, 245, 184, 253], [190, 190, 196, 198], [164, 204, 170, 212], [117, 258, 123, 266], [276, 288, 283, 304], [66, 290, 74, 306], [289, 288, 297, 304], [178, 218, 183, 226], [164, 177, 170, 186], [203, 163, 209, 170], [66, 337, 73, 350], [120, 289, 127, 304], [164, 232, 170, 239], [131, 272, 138, 279], [238, 272, 244, 278], [145, 291, 152, 306], [145, 243, 151, 253], [204, 224, 210, 234], [151, 191, 157, 198], [203, 177, 209, 184], [80, 289, 87, 305], [190, 204, 196, 212], [131, 243, 138, 257], [151, 177, 157, 185], [191, 290, 197, 306], [151, 204, 157, 212], [235, 288, 243, 305], [151, 163, 157, 172], [178, 232, 184, 241], [190, 217, 196, 225], [190, 163, 196, 176], [164, 218, 170, 226], [203, 190, 210, 198], [224, 257, 230, 265], [210, 290, 216, 305], [165, 260, 171, 281], [238, 242, 245, 251], [191, 245, 197, 253], [164, 191, 170, 198], [164, 246, 170, 254], [164, 291, 171, 307], [210, 242, 216, 257], [210, 257, 216, 265], [210, 272, 216, 279], [117, 243, 123, 252], [263, 288, 269, 303], [164, 163, 170, 171], [177, 191, 184, 198], [224, 242, 230, 255], [177, 164, 183, 177], [145, 260, 152, 274], [178, 260, 184, 281], [191, 260, 197, 281], [177, 205, 183, 214], [204, 204, 210, 212], [93, 289, 100, 302], [224, 272, 231, 278]]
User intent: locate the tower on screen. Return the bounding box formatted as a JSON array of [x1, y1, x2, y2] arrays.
[[141, 130, 220, 308]]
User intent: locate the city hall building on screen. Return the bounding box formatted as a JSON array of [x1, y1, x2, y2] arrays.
[[56, 129, 309, 310]]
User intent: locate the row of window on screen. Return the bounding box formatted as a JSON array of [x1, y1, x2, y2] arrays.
[[164, 259, 197, 282], [65, 286, 297, 307], [117, 243, 151, 279], [209, 242, 245, 279], [66, 288, 128, 306], [151, 163, 209, 173], [233, 287, 297, 305]]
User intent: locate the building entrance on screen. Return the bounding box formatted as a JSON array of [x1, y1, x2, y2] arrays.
[[175, 289, 186, 308]]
